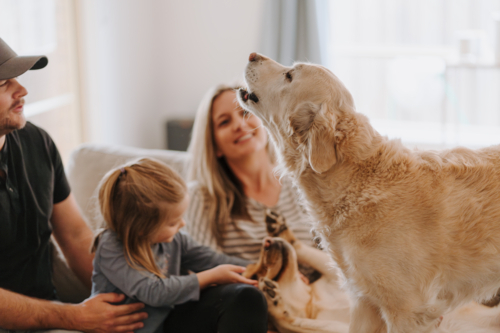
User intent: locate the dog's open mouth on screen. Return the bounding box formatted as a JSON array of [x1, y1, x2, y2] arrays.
[[239, 88, 259, 103]]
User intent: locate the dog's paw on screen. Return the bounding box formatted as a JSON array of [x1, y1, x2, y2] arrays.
[[265, 209, 287, 236], [259, 278, 290, 318], [265, 209, 296, 244], [259, 277, 280, 301]]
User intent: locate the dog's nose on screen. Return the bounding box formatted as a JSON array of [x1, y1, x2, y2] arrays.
[[249, 52, 259, 62], [263, 237, 273, 248]]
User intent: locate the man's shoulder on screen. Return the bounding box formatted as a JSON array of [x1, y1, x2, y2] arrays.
[[11, 121, 52, 144]]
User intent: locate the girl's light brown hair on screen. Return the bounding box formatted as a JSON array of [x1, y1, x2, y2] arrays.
[[95, 158, 187, 278], [187, 83, 275, 246]]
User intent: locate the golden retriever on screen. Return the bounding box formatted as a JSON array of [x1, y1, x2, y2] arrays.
[[237, 52, 500, 333], [248, 211, 500, 333]]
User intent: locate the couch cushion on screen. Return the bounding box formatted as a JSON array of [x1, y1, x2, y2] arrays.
[[66, 143, 190, 229]]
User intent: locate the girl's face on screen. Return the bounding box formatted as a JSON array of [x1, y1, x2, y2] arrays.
[[152, 195, 189, 244], [211, 90, 268, 161]]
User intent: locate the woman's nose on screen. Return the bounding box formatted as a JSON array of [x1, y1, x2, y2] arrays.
[[236, 114, 254, 132], [232, 114, 245, 131]]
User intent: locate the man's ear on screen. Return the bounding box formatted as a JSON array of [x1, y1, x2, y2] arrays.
[[307, 103, 337, 173]]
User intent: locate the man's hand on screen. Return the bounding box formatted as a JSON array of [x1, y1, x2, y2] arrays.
[[73, 293, 148, 333]]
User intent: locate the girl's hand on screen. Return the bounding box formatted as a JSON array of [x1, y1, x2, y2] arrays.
[[197, 265, 258, 289]]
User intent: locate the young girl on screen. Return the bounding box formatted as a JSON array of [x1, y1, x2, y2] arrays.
[[91, 158, 268, 333]]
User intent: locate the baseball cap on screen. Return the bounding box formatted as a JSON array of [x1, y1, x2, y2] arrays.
[[0, 37, 48, 80]]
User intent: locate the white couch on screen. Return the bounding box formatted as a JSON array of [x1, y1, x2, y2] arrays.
[[54, 143, 191, 303]]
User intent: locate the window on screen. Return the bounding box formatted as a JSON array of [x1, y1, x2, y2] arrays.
[[0, 0, 82, 163], [327, 0, 500, 148]]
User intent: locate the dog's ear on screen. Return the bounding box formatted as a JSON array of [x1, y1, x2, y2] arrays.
[[307, 103, 337, 173], [289, 101, 318, 144], [289, 102, 337, 173]]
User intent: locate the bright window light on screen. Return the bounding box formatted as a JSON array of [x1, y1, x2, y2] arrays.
[[327, 0, 500, 149]]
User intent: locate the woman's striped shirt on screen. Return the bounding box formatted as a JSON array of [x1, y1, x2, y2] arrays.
[[185, 177, 315, 261]]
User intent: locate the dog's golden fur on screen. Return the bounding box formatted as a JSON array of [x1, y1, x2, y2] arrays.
[[238, 53, 500, 333], [248, 218, 500, 333]]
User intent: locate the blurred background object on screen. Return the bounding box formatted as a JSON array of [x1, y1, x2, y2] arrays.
[[2, 0, 500, 161]]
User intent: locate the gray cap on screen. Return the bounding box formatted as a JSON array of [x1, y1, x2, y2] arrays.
[[0, 37, 48, 80]]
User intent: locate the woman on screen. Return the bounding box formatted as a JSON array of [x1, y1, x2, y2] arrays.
[[186, 83, 314, 261]]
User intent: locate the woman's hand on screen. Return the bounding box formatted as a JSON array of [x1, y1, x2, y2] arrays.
[[197, 264, 258, 289]]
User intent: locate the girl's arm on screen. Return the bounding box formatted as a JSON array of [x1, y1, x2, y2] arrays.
[[179, 231, 250, 272], [97, 235, 201, 308], [196, 265, 256, 289]]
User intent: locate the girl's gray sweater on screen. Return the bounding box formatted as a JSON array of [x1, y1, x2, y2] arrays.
[[91, 229, 250, 333]]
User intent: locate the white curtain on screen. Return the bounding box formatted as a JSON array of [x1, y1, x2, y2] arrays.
[[260, 0, 329, 66]]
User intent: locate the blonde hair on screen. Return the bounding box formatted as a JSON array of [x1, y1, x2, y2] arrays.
[[94, 158, 187, 278], [188, 83, 275, 246]]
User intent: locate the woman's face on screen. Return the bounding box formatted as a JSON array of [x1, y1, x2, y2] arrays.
[[211, 90, 268, 161]]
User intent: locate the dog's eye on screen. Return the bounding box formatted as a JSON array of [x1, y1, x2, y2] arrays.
[[285, 72, 292, 82]]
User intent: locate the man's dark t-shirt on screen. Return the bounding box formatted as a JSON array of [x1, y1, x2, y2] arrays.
[[0, 122, 70, 300]]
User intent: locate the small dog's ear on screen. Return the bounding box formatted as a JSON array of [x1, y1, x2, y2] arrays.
[[307, 103, 337, 173]]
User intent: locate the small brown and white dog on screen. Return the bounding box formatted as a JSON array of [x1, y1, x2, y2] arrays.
[[244, 210, 351, 333], [247, 213, 500, 333], [237, 52, 500, 333]]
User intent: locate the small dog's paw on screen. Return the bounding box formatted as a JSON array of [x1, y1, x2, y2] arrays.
[[259, 278, 283, 305], [259, 277, 280, 300], [259, 278, 290, 319], [265, 209, 288, 237], [265, 209, 298, 246]]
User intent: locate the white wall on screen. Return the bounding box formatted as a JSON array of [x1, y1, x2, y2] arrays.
[[77, 0, 265, 149]]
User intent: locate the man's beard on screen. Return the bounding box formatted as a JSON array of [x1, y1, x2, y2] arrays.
[[0, 98, 27, 136]]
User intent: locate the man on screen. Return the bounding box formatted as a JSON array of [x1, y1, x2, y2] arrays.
[[0, 38, 147, 332]]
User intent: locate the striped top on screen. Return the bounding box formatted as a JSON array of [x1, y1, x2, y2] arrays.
[[185, 177, 315, 261]]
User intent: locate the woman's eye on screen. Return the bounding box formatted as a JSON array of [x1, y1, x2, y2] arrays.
[[285, 72, 292, 82], [243, 110, 249, 116]]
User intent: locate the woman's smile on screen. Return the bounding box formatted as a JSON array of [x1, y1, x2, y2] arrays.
[[235, 133, 253, 144], [212, 90, 267, 160]]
